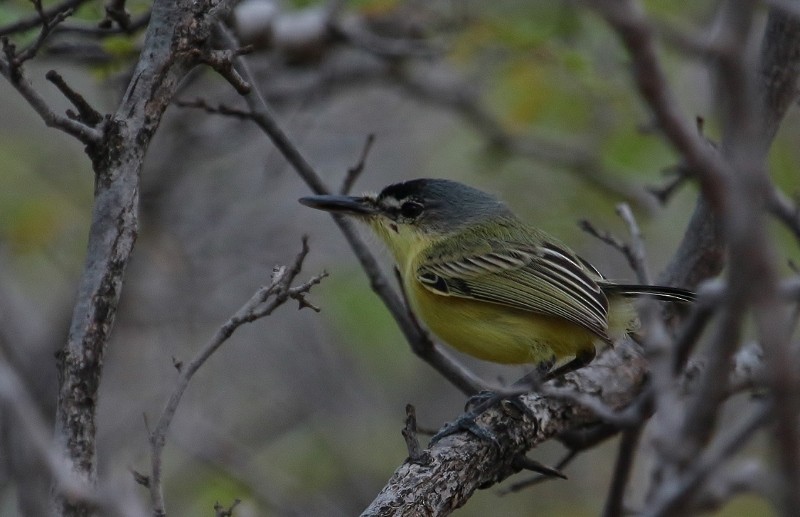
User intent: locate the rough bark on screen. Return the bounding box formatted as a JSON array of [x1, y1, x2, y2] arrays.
[[52, 1, 234, 515]]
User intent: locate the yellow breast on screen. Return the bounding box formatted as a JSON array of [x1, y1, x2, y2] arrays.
[[405, 270, 599, 365], [369, 217, 601, 365]]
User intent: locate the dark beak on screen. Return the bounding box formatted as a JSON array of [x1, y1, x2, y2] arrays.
[[298, 195, 378, 215]]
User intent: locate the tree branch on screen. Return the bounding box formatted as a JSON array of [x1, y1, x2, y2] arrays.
[[0, 40, 103, 146], [50, 1, 239, 515], [148, 239, 326, 516], [361, 341, 647, 515]]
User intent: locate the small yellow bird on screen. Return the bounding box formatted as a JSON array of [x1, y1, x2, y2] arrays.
[[300, 178, 693, 378]]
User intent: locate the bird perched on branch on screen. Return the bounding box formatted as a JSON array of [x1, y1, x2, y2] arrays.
[[300, 178, 693, 379]]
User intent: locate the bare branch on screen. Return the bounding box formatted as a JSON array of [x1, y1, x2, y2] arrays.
[[616, 203, 651, 284], [0, 47, 103, 145], [148, 238, 326, 516], [578, 214, 649, 282], [174, 97, 255, 120], [14, 7, 74, 65], [593, 0, 730, 207], [340, 133, 375, 195], [361, 341, 648, 515], [45, 70, 105, 126]]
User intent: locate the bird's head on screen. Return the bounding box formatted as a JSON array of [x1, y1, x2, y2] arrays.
[[299, 178, 514, 264]]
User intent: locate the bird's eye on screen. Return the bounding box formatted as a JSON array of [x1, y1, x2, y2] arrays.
[[399, 201, 424, 219]]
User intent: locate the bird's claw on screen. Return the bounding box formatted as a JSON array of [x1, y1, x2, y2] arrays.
[[430, 410, 499, 445], [431, 391, 531, 445]]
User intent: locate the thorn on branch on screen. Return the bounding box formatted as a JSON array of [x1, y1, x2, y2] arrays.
[[171, 356, 183, 372], [46, 70, 104, 126]]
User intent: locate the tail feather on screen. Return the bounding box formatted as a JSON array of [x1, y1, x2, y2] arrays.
[[600, 283, 695, 303]]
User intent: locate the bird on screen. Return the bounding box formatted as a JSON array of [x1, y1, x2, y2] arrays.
[[300, 178, 694, 379]]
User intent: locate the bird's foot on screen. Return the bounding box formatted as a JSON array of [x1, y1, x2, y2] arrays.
[[430, 391, 532, 445]]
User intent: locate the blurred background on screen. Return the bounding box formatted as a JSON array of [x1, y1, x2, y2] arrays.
[[0, 0, 797, 515]]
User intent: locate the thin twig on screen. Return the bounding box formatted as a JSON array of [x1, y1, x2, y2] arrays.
[[0, 40, 103, 145], [340, 133, 375, 195], [579, 218, 646, 279], [616, 203, 651, 284], [148, 239, 326, 516], [593, 0, 731, 208], [174, 97, 255, 120], [13, 6, 74, 64], [45, 70, 104, 125]]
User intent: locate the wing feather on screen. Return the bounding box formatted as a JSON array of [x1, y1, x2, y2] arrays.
[[416, 238, 611, 341]]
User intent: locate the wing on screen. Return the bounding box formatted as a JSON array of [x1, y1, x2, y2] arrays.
[[416, 237, 611, 341]]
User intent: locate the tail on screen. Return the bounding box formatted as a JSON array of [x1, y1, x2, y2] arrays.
[[600, 283, 695, 304]]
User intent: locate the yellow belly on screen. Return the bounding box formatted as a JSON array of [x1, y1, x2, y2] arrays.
[[408, 277, 599, 365]]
